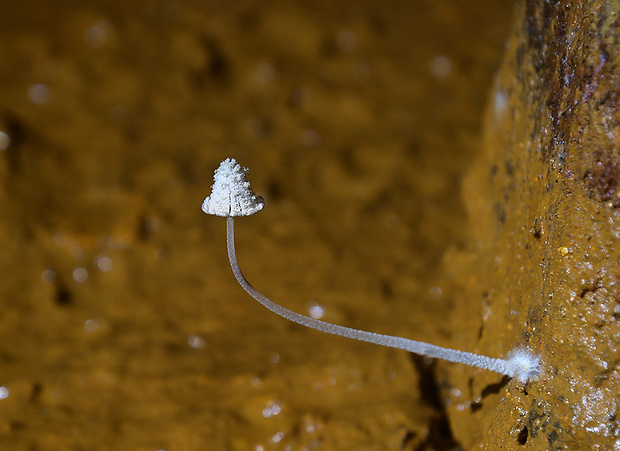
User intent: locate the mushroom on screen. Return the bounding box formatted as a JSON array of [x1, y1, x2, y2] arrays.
[[202, 158, 541, 384]]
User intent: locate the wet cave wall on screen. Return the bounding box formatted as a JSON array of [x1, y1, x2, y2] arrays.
[[444, 1, 620, 449]]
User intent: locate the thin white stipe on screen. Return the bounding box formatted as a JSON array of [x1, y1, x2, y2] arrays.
[[225, 216, 540, 383]]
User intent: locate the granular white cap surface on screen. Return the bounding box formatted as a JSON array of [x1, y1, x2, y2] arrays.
[[202, 158, 265, 217]]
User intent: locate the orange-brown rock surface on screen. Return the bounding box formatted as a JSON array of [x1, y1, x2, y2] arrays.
[[14, 0, 620, 449], [444, 0, 620, 449]]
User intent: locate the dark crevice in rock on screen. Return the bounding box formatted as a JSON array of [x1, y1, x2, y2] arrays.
[[480, 376, 510, 399], [409, 354, 461, 450]]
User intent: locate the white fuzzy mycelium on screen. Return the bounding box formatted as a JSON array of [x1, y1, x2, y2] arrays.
[[505, 347, 541, 383]]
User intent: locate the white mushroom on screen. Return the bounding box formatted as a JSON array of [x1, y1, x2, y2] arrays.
[[202, 158, 541, 384]]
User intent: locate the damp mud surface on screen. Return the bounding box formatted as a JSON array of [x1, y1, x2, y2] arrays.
[[0, 0, 526, 449]]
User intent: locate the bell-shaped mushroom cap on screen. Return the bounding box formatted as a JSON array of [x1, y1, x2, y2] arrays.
[[202, 158, 265, 217]]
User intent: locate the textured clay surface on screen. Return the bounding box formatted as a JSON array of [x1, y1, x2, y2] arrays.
[[0, 0, 513, 449], [443, 1, 620, 449]]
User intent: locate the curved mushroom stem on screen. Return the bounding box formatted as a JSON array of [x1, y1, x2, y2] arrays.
[[226, 216, 540, 383]]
